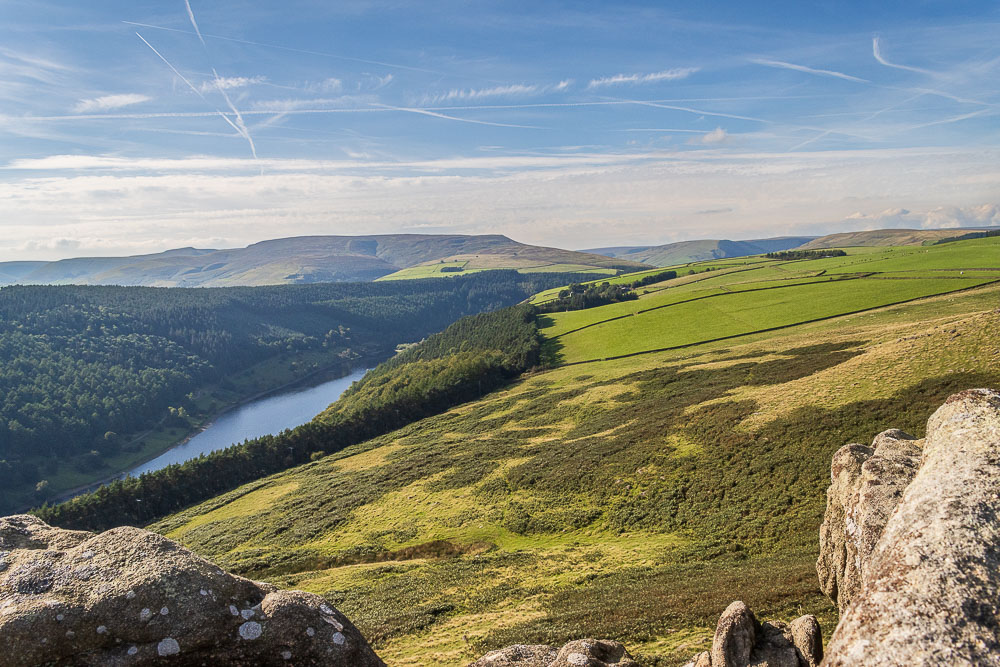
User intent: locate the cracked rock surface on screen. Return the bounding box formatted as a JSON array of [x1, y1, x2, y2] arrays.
[[0, 514, 384, 666], [821, 388, 1000, 665]]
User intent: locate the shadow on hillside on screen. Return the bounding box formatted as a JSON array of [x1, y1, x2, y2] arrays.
[[536, 314, 565, 367]]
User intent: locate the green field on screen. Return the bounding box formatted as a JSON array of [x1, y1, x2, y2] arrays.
[[149, 237, 1000, 666], [542, 239, 1000, 363], [379, 262, 618, 281], [375, 261, 479, 280], [550, 277, 991, 364]]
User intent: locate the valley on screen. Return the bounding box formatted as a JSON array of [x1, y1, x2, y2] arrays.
[[0, 271, 592, 513], [36, 235, 995, 664]]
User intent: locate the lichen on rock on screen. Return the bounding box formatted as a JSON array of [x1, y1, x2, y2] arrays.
[[0, 514, 384, 666]]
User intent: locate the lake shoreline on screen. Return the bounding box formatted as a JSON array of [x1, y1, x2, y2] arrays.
[[44, 357, 381, 508]]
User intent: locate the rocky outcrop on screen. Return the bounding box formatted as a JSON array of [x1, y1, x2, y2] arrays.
[[0, 514, 384, 666], [683, 601, 822, 667], [815, 428, 922, 614], [819, 388, 1000, 665], [469, 639, 637, 666]]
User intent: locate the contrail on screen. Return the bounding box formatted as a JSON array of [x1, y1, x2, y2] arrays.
[[751, 58, 869, 83], [212, 68, 258, 159], [873, 36, 933, 75], [134, 33, 251, 146], [184, 0, 205, 45], [626, 99, 771, 124], [181, 0, 260, 165], [122, 20, 454, 77], [375, 104, 545, 129]]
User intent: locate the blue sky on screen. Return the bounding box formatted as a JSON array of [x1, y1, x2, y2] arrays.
[[1, 1, 998, 260]]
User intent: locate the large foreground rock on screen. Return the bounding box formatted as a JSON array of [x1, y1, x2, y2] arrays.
[[683, 601, 821, 667], [815, 428, 922, 614], [470, 638, 637, 666], [0, 514, 384, 666], [819, 388, 1000, 664]]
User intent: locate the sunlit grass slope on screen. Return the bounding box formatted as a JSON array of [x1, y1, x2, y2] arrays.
[[152, 238, 999, 666], [542, 238, 1000, 364]]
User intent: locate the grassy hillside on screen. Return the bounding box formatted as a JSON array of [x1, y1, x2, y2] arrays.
[[798, 228, 971, 249], [147, 238, 998, 665], [9, 235, 644, 287], [4, 272, 593, 514], [585, 237, 814, 266]]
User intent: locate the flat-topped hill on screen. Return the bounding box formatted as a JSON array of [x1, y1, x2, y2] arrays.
[[0, 235, 645, 287]]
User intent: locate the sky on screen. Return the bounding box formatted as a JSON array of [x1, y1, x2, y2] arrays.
[[1, 0, 999, 260]]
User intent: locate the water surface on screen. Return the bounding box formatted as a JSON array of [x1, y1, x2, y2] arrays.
[[126, 367, 369, 477]]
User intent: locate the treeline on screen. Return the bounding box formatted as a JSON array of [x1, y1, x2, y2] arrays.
[[35, 303, 543, 531], [1, 271, 596, 510], [934, 229, 1000, 245], [627, 270, 677, 288], [537, 282, 637, 313], [765, 249, 847, 260]]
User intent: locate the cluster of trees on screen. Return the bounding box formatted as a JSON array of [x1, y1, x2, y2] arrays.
[[628, 270, 677, 288], [537, 282, 638, 313], [764, 249, 847, 260], [1, 271, 596, 511], [934, 229, 1000, 245], [35, 303, 544, 530]]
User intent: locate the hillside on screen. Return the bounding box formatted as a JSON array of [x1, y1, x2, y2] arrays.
[[798, 228, 974, 249], [0, 261, 46, 284], [112, 236, 1000, 665], [584, 237, 815, 266], [0, 235, 645, 287], [0, 271, 593, 513]]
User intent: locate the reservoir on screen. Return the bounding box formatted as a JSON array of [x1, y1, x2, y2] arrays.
[[125, 367, 369, 477]]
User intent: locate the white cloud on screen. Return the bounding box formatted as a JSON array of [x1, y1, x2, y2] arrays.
[[311, 77, 343, 93], [424, 84, 540, 105], [690, 127, 728, 145], [18, 237, 80, 252], [249, 96, 362, 112], [199, 76, 266, 93], [587, 67, 699, 88], [555, 79, 573, 91], [74, 94, 152, 113], [835, 204, 1000, 230], [1, 147, 997, 258]]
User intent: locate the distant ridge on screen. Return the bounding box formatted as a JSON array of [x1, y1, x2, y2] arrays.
[[584, 236, 816, 267], [799, 228, 995, 249], [0, 234, 646, 287]]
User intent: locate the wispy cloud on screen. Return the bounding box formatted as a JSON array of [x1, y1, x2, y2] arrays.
[[873, 36, 933, 75], [74, 93, 151, 112], [555, 79, 573, 91], [184, 0, 205, 45], [689, 127, 728, 144], [423, 84, 540, 105], [199, 75, 265, 93], [750, 58, 869, 83], [2, 150, 997, 260], [588, 67, 699, 88]]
